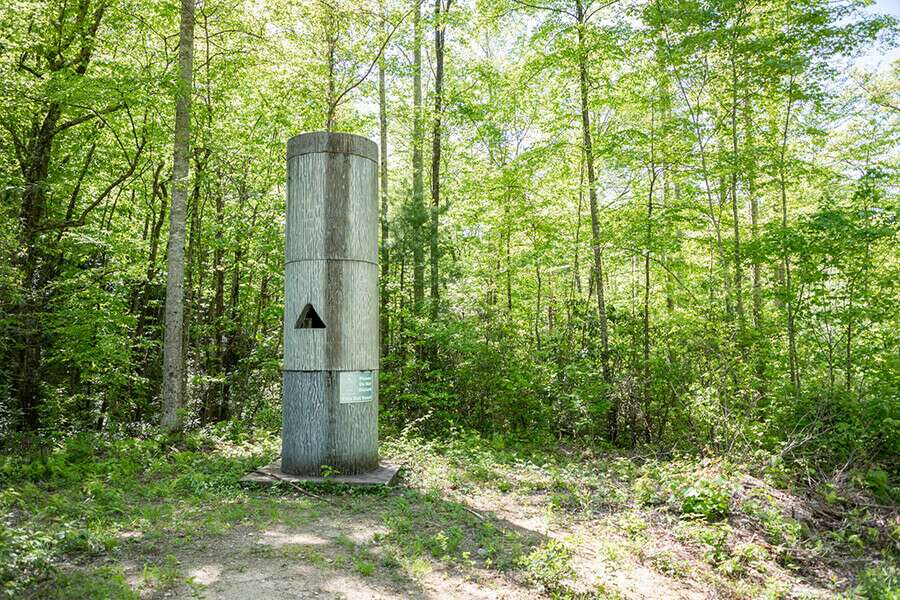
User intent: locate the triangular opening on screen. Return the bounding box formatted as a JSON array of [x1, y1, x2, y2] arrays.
[[295, 303, 326, 329]]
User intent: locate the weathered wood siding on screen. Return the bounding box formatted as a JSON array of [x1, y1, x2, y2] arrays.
[[285, 152, 378, 264], [282, 131, 380, 476], [283, 260, 378, 371], [281, 371, 379, 475]]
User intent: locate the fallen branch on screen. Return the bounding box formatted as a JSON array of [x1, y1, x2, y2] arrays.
[[462, 505, 486, 521], [252, 469, 332, 504]]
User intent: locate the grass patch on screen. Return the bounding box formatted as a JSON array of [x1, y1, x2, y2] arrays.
[[2, 425, 896, 599]]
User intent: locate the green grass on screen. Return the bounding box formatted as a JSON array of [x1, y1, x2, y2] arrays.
[[1, 425, 896, 599], [28, 566, 138, 600], [0, 426, 280, 598]]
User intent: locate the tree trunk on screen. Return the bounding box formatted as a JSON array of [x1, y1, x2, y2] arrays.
[[644, 107, 657, 435], [13, 103, 63, 431], [572, 148, 585, 304], [779, 77, 800, 395], [430, 0, 449, 319], [535, 259, 542, 352], [575, 0, 613, 438], [729, 49, 744, 327], [162, 0, 196, 433], [745, 100, 762, 330], [412, 0, 426, 313], [206, 178, 225, 423], [135, 163, 167, 343], [505, 193, 513, 313], [222, 184, 254, 418], [379, 0, 390, 355]]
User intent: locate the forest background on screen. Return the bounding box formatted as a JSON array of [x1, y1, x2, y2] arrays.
[[2, 0, 897, 465], [0, 0, 899, 594]]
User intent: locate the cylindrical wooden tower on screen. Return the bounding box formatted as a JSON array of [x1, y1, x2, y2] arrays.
[[282, 132, 379, 476]]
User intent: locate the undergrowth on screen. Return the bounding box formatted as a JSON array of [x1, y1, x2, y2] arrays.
[[0, 423, 897, 599]]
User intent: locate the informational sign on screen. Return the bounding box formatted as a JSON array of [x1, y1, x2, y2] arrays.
[[339, 371, 374, 404]]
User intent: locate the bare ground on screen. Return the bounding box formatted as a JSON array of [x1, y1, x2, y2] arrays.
[[84, 443, 896, 600]]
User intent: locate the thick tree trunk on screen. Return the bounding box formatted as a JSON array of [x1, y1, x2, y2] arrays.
[[162, 0, 196, 433], [13, 103, 62, 431]]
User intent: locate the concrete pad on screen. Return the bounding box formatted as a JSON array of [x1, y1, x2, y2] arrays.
[[240, 459, 400, 487]]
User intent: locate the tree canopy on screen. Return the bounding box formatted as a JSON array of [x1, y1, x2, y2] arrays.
[[0, 0, 897, 468]]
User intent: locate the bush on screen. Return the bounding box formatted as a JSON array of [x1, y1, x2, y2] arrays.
[[517, 539, 575, 593], [677, 478, 731, 521], [0, 520, 56, 598], [854, 564, 900, 600]]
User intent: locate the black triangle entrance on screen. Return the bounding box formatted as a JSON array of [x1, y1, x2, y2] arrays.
[[295, 303, 326, 329]]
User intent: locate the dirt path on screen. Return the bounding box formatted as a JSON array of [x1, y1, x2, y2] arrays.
[[106, 480, 837, 600], [117, 509, 535, 600], [50, 439, 889, 600]]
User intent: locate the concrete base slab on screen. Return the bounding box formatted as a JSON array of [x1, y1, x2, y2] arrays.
[[240, 459, 400, 487]]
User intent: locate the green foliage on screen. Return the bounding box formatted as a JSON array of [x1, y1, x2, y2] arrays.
[[0, 424, 896, 597], [0, 428, 277, 595], [31, 567, 138, 600], [517, 539, 575, 593], [633, 460, 732, 521], [862, 469, 898, 505], [0, 0, 897, 593], [0, 0, 896, 486], [675, 521, 733, 567], [677, 478, 731, 522], [853, 564, 900, 600], [0, 520, 56, 598], [140, 555, 182, 592], [740, 494, 803, 549]]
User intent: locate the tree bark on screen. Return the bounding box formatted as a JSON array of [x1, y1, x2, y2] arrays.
[[745, 100, 762, 330], [779, 77, 799, 395], [505, 193, 513, 313], [412, 0, 426, 313], [134, 162, 167, 344], [575, 0, 613, 438], [13, 104, 61, 431], [729, 46, 744, 327], [644, 106, 657, 435], [206, 176, 225, 423], [9, 1, 111, 431], [379, 0, 391, 355], [572, 148, 585, 303], [162, 0, 196, 433], [430, 0, 450, 319]]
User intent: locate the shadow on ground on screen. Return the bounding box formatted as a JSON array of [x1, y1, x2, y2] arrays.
[[109, 478, 551, 599]]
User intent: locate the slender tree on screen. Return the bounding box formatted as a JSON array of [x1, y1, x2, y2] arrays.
[[412, 0, 426, 313], [380, 0, 391, 354], [162, 0, 196, 433], [574, 0, 614, 436], [430, 0, 452, 318]]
